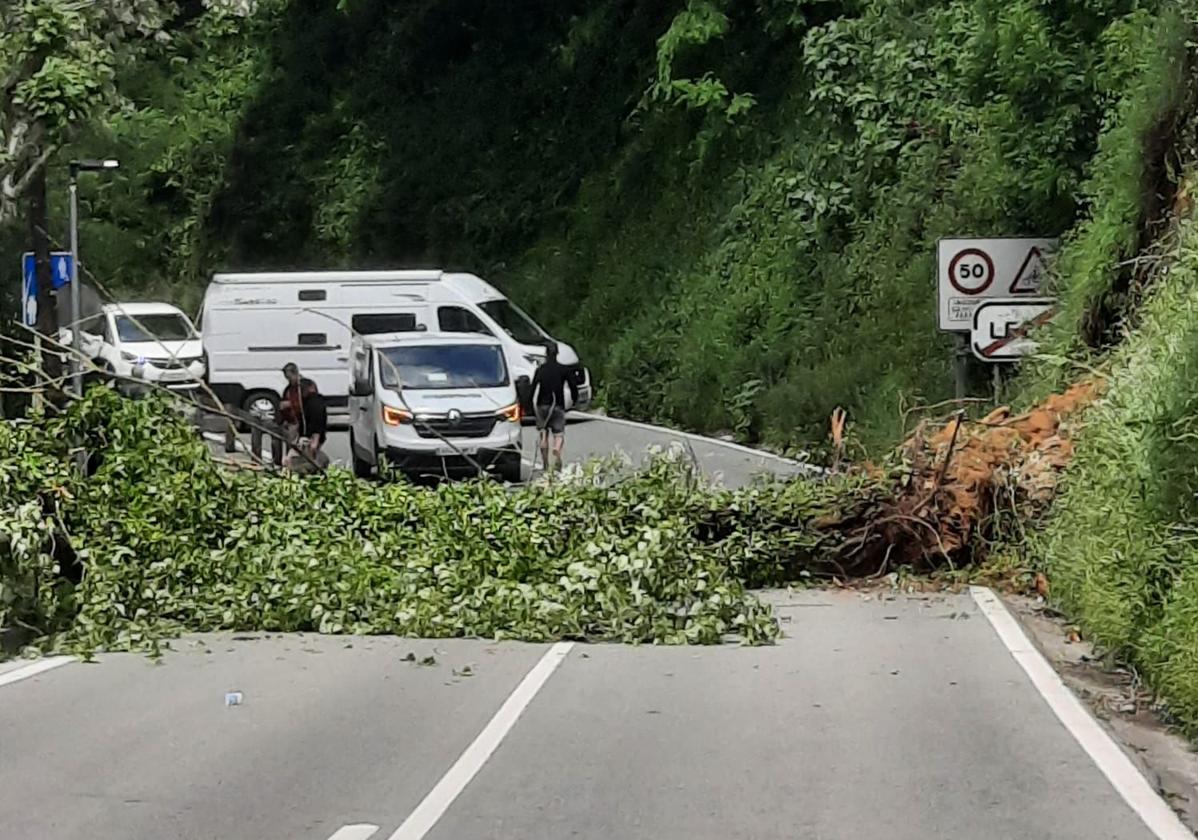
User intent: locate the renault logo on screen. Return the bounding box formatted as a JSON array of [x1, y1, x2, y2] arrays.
[[447, 409, 463, 426]]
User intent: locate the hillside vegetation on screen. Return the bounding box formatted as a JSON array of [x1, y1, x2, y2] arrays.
[[2, 0, 1190, 450]]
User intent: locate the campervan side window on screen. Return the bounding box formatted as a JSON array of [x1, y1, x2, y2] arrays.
[[298, 289, 327, 302], [297, 333, 328, 346], [438, 306, 491, 335], [352, 313, 419, 335]]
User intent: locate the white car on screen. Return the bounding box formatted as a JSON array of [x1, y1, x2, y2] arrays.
[[348, 333, 525, 483], [64, 302, 206, 392]]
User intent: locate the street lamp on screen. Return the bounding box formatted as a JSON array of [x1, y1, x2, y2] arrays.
[[68, 159, 119, 398]]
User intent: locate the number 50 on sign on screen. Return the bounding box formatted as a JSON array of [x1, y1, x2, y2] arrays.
[[937, 238, 1057, 332]]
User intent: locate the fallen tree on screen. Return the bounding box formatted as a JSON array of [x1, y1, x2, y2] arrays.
[[1, 378, 1098, 655]]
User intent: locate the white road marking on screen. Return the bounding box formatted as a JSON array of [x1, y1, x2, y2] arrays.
[[0, 656, 73, 689], [970, 586, 1191, 840], [573, 412, 824, 474], [326, 825, 379, 840], [387, 642, 574, 840]]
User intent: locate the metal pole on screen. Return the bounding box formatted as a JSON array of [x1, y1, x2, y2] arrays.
[[68, 166, 82, 399], [953, 333, 968, 401]]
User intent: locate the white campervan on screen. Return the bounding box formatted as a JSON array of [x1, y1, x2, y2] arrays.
[[348, 333, 524, 482], [199, 270, 592, 420]]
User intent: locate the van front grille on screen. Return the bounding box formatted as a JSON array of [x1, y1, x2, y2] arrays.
[[414, 413, 496, 439]]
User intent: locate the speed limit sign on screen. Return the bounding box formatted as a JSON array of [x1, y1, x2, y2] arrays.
[[947, 248, 995, 294], [938, 237, 1057, 331]]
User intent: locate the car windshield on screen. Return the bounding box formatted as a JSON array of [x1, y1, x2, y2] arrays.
[[478, 298, 546, 345], [115, 314, 195, 342], [378, 344, 507, 390]]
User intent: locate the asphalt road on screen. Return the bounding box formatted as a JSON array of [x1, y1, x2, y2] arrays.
[[213, 413, 811, 488], [0, 590, 1173, 840]]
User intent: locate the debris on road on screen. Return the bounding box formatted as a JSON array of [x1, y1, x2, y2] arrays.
[[224, 691, 243, 707]]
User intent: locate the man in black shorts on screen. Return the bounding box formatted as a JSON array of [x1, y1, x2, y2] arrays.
[[531, 342, 578, 473]]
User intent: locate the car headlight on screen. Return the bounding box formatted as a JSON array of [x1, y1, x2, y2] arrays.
[[523, 354, 543, 368], [120, 350, 140, 362]]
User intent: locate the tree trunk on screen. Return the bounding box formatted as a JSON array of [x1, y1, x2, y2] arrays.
[[28, 167, 63, 388]]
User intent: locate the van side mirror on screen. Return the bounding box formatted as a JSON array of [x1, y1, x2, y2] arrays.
[[350, 380, 371, 398], [515, 375, 533, 414]]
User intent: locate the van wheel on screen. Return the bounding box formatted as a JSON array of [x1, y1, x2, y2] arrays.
[[350, 430, 374, 479], [242, 391, 279, 426], [498, 454, 524, 484]]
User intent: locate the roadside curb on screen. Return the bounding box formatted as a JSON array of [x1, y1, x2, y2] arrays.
[[573, 411, 825, 475]]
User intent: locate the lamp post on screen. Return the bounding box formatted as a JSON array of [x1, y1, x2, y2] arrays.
[[68, 159, 119, 398]]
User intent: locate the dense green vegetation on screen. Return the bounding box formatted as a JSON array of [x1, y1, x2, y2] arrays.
[[3, 0, 1190, 449]]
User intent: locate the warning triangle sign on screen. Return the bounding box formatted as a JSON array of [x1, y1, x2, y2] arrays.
[[1010, 247, 1046, 294]]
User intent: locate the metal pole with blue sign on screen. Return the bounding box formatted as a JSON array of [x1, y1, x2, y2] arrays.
[[20, 251, 73, 328]]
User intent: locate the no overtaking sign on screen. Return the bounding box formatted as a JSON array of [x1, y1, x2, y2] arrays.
[[938, 238, 1057, 332]]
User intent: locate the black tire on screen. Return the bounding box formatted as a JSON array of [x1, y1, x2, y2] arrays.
[[498, 454, 524, 484], [350, 430, 374, 479], [241, 390, 279, 430]]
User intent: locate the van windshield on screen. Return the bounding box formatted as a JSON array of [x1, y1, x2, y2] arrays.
[[378, 344, 508, 390], [478, 299, 546, 345], [115, 314, 196, 342]]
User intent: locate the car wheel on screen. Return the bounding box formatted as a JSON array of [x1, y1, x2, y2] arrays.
[[351, 430, 374, 479], [241, 391, 278, 428]]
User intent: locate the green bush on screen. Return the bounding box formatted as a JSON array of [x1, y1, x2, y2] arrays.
[[1034, 216, 1198, 732]]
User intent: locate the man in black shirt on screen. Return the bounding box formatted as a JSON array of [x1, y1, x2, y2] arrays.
[[531, 342, 578, 473]]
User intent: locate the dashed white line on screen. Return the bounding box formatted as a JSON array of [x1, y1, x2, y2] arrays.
[[0, 656, 73, 689], [970, 586, 1192, 840], [386, 642, 574, 840], [326, 825, 379, 840]]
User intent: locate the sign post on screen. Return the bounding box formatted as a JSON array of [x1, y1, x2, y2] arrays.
[[938, 237, 1058, 399]]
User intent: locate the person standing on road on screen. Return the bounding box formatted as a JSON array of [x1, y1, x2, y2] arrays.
[[277, 362, 328, 470], [531, 342, 578, 473]]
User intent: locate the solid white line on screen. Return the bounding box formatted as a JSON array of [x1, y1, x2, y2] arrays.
[[326, 825, 379, 840], [969, 586, 1191, 840], [0, 656, 73, 689], [387, 642, 574, 840], [574, 412, 822, 473]]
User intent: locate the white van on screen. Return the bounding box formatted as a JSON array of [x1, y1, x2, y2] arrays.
[[348, 332, 524, 482], [64, 302, 206, 392], [199, 270, 592, 420]]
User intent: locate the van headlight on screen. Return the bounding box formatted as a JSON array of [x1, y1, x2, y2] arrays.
[[523, 354, 543, 368], [495, 403, 522, 423]]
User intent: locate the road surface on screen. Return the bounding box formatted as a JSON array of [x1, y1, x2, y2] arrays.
[[0, 589, 1177, 840], [4, 419, 1185, 840], [209, 413, 811, 488]]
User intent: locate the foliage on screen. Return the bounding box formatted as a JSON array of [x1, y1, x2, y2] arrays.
[[4, 0, 1190, 454], [1033, 209, 1198, 733], [0, 390, 902, 653], [0, 0, 175, 223]]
